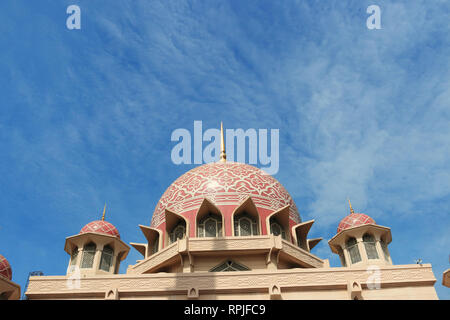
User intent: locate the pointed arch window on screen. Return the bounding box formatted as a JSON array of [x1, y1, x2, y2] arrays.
[[270, 221, 286, 240], [81, 243, 96, 268], [169, 222, 186, 244], [99, 245, 114, 272], [346, 237, 361, 264], [234, 213, 258, 236], [363, 233, 379, 260], [198, 213, 222, 238], [210, 260, 250, 272]]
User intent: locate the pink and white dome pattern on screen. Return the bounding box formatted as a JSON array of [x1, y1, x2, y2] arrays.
[[80, 220, 120, 238], [151, 162, 301, 228], [0, 254, 12, 281], [337, 213, 375, 233]]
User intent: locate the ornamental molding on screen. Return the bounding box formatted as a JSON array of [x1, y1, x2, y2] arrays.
[[25, 264, 437, 299]]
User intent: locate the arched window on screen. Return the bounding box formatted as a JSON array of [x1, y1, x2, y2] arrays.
[[81, 243, 96, 268], [270, 221, 286, 240], [198, 213, 222, 238], [99, 245, 114, 272], [363, 233, 379, 260], [70, 247, 78, 266], [210, 260, 250, 272], [169, 222, 186, 244], [346, 237, 361, 264], [337, 246, 347, 267], [234, 213, 258, 236], [380, 238, 390, 262]]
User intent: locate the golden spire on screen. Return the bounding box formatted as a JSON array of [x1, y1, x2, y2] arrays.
[[347, 198, 355, 215], [101, 203, 107, 221], [219, 121, 226, 162]]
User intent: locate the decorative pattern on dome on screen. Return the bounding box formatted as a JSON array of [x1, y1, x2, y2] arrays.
[[80, 220, 120, 238], [0, 254, 12, 281], [337, 213, 375, 233], [151, 162, 301, 227]]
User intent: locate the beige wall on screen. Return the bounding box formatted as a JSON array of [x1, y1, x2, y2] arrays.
[[25, 264, 439, 300]]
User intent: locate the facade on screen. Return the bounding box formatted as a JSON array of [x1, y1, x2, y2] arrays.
[[20, 128, 440, 299]]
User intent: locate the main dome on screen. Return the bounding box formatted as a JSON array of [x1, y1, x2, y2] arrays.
[[151, 162, 301, 228]]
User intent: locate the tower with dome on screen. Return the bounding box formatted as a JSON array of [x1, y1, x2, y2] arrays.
[[20, 125, 439, 300]]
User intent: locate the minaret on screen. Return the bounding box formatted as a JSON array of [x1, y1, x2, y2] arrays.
[[328, 200, 393, 267], [64, 205, 130, 277]]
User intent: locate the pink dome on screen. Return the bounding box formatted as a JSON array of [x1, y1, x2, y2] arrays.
[[337, 213, 375, 233], [80, 220, 120, 238], [0, 254, 12, 281], [151, 162, 301, 229]]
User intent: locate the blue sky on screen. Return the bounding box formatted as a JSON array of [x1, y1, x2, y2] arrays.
[[0, 0, 449, 299]]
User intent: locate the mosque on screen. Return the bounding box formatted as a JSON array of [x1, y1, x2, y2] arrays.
[[0, 125, 444, 300]]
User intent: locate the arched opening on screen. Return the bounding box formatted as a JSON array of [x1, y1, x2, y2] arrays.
[[138, 225, 163, 256], [346, 237, 361, 264], [81, 242, 96, 269], [270, 218, 287, 240], [99, 244, 114, 272], [195, 199, 224, 237], [164, 209, 189, 247], [266, 205, 290, 241], [169, 221, 186, 244], [198, 213, 222, 237], [231, 197, 260, 237], [291, 220, 315, 251], [363, 233, 379, 260], [234, 213, 258, 236]]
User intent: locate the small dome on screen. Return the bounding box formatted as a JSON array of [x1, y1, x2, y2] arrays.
[[337, 213, 375, 233], [0, 254, 12, 280], [80, 220, 120, 238]]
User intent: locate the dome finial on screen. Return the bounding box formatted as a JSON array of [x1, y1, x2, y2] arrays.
[[220, 122, 226, 162], [101, 203, 107, 221], [347, 198, 355, 215]]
